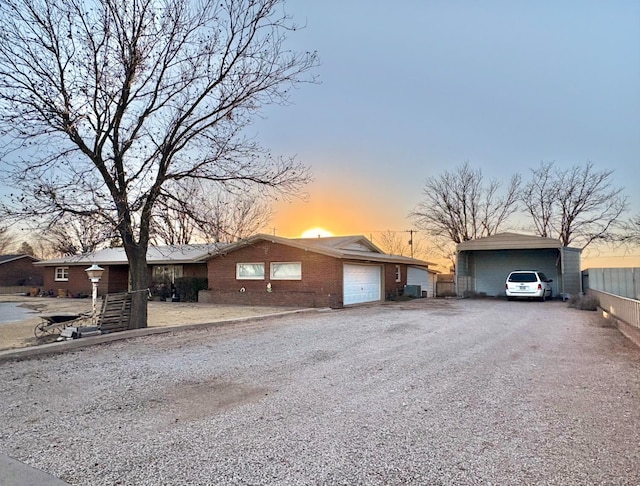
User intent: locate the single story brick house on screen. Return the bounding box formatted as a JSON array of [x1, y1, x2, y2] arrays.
[[34, 244, 225, 298], [456, 232, 582, 298], [200, 234, 437, 308], [0, 254, 44, 287]]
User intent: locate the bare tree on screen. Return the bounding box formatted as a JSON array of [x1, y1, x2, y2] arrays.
[[150, 180, 273, 244], [0, 226, 15, 254], [43, 215, 114, 255], [0, 0, 317, 328], [427, 235, 457, 272], [609, 213, 640, 251], [30, 237, 58, 260], [17, 241, 35, 256], [195, 189, 273, 243], [376, 230, 410, 256], [628, 214, 640, 246], [520, 161, 556, 238], [410, 162, 521, 244], [523, 162, 628, 249], [151, 182, 201, 246], [375, 230, 429, 260], [630, 215, 640, 247]]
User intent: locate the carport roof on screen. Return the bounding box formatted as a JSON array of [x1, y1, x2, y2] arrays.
[[456, 232, 565, 252]]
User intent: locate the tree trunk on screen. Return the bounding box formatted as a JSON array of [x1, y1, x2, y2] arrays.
[[126, 245, 149, 329]]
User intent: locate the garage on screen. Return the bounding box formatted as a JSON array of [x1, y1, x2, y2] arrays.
[[343, 264, 382, 305], [203, 234, 434, 308], [456, 232, 582, 298]]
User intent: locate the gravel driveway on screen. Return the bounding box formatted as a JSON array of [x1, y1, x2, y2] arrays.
[[1, 298, 639, 485]]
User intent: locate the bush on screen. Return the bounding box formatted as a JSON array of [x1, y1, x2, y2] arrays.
[[174, 277, 208, 302], [150, 283, 171, 301], [567, 294, 599, 311]]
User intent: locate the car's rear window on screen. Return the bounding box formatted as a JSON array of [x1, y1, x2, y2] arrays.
[[508, 272, 537, 283]]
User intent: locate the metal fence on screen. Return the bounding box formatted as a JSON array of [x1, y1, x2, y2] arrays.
[[584, 268, 639, 300], [587, 288, 640, 332]]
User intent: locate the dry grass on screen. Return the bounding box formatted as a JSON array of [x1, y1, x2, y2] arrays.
[[567, 294, 599, 311]]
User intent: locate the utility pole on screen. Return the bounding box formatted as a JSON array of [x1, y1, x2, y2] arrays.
[[405, 229, 416, 258]]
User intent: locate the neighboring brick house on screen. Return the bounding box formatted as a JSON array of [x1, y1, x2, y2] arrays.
[[34, 244, 224, 298], [0, 254, 44, 287], [201, 234, 435, 308]]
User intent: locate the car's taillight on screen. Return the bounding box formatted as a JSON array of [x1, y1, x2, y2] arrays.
[[537, 283, 542, 289]]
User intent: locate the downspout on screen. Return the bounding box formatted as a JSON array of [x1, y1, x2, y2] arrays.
[[454, 249, 459, 298], [560, 246, 565, 296]]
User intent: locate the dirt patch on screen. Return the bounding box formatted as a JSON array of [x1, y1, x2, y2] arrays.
[[162, 378, 271, 422]]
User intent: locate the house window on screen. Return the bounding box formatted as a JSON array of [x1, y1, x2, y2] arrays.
[[270, 262, 302, 280], [395, 265, 401, 283], [236, 263, 265, 280], [153, 265, 184, 284], [55, 267, 69, 281]]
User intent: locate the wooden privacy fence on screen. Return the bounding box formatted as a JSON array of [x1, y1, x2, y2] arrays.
[[436, 274, 456, 297], [588, 289, 640, 347]]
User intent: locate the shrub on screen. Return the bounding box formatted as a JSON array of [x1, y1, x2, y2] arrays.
[[150, 283, 171, 301], [567, 294, 599, 311], [174, 277, 208, 302]]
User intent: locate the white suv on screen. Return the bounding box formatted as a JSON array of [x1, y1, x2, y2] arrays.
[[505, 270, 553, 301]]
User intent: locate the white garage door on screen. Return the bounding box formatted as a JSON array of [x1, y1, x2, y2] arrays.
[[343, 264, 382, 305]]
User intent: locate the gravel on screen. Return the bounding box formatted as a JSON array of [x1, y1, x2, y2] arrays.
[[1, 298, 639, 485]]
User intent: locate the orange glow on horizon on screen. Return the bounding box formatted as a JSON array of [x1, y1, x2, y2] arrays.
[[300, 227, 334, 238]]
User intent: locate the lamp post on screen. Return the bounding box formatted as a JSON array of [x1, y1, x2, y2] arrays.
[[85, 264, 105, 321]]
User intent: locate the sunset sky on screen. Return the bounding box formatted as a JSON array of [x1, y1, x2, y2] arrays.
[[0, 1, 638, 270], [252, 1, 640, 267]]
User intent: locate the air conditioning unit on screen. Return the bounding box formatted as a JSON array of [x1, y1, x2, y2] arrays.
[[404, 285, 422, 298]]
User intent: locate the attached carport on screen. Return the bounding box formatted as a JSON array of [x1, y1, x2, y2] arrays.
[[456, 232, 582, 298]]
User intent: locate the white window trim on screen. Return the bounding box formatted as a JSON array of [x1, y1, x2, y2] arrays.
[[55, 266, 69, 282], [395, 265, 401, 283], [270, 262, 302, 280], [236, 262, 265, 280]]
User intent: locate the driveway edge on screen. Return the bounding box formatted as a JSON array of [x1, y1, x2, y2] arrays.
[[0, 308, 325, 363]]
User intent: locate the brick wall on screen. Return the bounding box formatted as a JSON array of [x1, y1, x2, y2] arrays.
[[42, 263, 206, 298], [183, 263, 207, 278], [0, 257, 44, 286], [204, 241, 420, 308], [384, 263, 407, 299], [206, 241, 344, 308], [43, 265, 98, 297]]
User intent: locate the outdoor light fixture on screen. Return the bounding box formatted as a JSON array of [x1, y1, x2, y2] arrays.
[[85, 264, 105, 320], [85, 264, 104, 283]]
